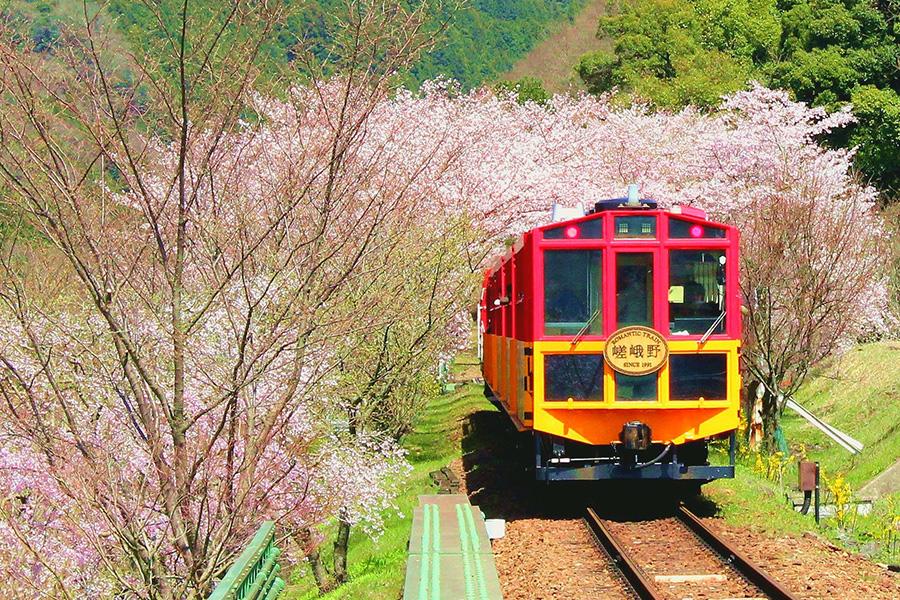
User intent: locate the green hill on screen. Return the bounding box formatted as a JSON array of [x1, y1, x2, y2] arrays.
[[782, 342, 900, 491], [3, 0, 586, 90]]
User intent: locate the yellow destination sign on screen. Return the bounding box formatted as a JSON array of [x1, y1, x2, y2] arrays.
[[605, 326, 668, 376]]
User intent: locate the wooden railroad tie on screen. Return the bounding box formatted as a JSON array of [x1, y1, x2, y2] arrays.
[[654, 573, 727, 583]]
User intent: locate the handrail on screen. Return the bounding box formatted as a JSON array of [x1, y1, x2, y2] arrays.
[[208, 522, 286, 600]]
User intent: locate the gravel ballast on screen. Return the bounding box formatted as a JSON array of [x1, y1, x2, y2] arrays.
[[445, 399, 899, 599]]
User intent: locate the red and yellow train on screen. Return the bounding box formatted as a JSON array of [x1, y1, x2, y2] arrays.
[[479, 188, 740, 483]]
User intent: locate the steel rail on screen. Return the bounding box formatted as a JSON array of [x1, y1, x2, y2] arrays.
[[584, 508, 665, 600], [675, 505, 800, 600]]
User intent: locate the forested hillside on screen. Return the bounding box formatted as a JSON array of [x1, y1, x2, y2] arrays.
[[575, 0, 900, 195], [5, 0, 584, 90]]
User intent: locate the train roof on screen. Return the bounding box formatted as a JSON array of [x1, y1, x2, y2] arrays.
[[485, 202, 736, 276]]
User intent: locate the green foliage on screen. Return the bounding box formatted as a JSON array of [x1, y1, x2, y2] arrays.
[[575, 49, 619, 95], [4, 1, 585, 91], [634, 47, 752, 108], [494, 75, 551, 104], [578, 0, 900, 191], [575, 0, 778, 107], [850, 86, 900, 193]]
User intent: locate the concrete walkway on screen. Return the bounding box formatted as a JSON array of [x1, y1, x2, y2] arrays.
[[859, 458, 900, 499]]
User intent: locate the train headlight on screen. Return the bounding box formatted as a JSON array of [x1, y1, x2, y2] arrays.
[[620, 421, 651, 450]]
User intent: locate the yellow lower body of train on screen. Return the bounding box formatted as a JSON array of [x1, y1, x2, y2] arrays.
[[481, 333, 739, 483]]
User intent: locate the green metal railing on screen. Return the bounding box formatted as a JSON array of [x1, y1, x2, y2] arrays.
[[208, 521, 286, 600]]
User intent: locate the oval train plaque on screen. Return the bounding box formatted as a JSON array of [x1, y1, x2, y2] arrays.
[[605, 326, 668, 376]]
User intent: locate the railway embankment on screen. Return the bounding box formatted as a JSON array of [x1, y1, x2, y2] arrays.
[[773, 341, 899, 563], [783, 341, 900, 492], [288, 349, 898, 599], [443, 369, 899, 598]]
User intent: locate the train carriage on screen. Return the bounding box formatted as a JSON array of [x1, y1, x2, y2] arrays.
[[479, 187, 740, 484]]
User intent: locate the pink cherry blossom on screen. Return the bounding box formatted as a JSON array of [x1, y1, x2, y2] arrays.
[[0, 78, 890, 598]]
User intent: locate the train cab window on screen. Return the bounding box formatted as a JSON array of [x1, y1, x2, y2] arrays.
[[544, 219, 602, 239], [669, 354, 727, 400], [615, 216, 656, 239], [669, 250, 725, 335], [616, 253, 654, 327], [544, 250, 602, 336], [669, 218, 726, 239], [615, 372, 657, 401], [544, 354, 604, 401]]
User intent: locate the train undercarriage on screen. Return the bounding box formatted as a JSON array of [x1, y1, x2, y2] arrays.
[[532, 431, 736, 484]]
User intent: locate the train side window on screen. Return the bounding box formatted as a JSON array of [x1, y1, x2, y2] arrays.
[[669, 218, 726, 239], [544, 219, 602, 239], [616, 253, 654, 327], [669, 354, 727, 400], [669, 250, 725, 335], [544, 250, 602, 336], [544, 354, 604, 401], [615, 372, 657, 401]]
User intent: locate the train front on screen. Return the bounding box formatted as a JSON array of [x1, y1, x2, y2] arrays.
[[480, 195, 741, 484]]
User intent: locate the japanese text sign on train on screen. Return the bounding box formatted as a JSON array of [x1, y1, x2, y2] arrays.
[[606, 326, 668, 376]]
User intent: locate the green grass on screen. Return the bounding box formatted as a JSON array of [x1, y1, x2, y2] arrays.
[[449, 352, 482, 381], [704, 342, 900, 564], [284, 379, 492, 599], [781, 341, 900, 490], [703, 453, 818, 535]]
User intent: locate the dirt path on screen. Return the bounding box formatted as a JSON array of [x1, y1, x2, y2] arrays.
[[503, 0, 611, 92]]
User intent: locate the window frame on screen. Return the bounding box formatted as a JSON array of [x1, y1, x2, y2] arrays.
[[542, 352, 606, 402], [542, 248, 604, 337], [668, 352, 730, 402], [666, 248, 728, 337], [612, 247, 662, 332], [661, 214, 734, 340]]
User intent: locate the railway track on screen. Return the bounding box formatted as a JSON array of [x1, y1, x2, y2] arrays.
[[585, 505, 800, 600]]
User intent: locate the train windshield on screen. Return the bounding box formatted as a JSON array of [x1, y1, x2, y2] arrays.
[[615, 253, 654, 327], [544, 250, 602, 336], [668, 250, 726, 335]]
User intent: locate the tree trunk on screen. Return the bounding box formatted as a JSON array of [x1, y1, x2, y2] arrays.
[[333, 517, 351, 584], [761, 386, 780, 453], [294, 528, 333, 595], [308, 545, 333, 594]]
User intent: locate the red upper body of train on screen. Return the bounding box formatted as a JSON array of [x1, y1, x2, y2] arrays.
[[479, 189, 741, 483]]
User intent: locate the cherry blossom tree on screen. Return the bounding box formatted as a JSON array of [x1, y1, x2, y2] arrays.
[[390, 81, 889, 446], [0, 1, 462, 598], [0, 2, 891, 596]]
